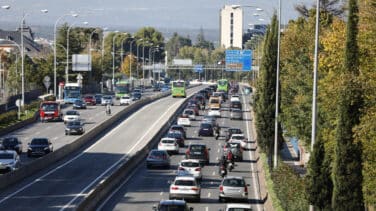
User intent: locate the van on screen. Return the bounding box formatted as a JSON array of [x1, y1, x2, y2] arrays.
[[39, 101, 62, 122], [209, 96, 221, 109]]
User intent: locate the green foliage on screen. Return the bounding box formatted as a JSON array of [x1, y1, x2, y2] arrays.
[[194, 27, 214, 50], [271, 161, 309, 210], [165, 32, 192, 60], [306, 136, 333, 210]]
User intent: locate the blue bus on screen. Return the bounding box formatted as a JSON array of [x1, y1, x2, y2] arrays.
[[64, 83, 82, 104]]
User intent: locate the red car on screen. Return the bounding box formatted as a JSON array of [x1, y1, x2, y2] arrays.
[[83, 95, 96, 105]]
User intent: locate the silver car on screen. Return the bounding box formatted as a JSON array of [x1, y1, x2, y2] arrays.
[[101, 95, 114, 106], [230, 108, 242, 120], [219, 176, 249, 202], [0, 150, 20, 173]]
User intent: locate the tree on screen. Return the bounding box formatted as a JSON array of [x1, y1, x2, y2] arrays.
[[307, 136, 333, 210], [332, 0, 364, 209], [194, 27, 214, 50], [295, 0, 344, 18], [166, 32, 192, 60], [120, 54, 137, 78], [254, 13, 281, 164]]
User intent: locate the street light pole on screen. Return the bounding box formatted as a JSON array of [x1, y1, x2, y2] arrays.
[[136, 39, 143, 80], [274, 0, 281, 169], [20, 9, 48, 106], [129, 39, 136, 80], [54, 13, 78, 96], [142, 41, 149, 80]]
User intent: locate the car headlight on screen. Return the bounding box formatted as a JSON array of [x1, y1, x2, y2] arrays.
[[28, 147, 32, 151], [44, 147, 50, 150]]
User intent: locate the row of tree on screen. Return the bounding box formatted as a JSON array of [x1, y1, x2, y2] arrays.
[[254, 0, 375, 209]]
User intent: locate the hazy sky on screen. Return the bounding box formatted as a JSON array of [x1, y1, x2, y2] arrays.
[[1, 0, 313, 30]]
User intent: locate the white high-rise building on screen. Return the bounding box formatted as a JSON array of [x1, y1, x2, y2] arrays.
[[220, 5, 243, 49]]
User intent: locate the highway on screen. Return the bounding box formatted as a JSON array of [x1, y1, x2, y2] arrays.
[[0, 90, 156, 165], [0, 86, 203, 210], [98, 87, 263, 211]]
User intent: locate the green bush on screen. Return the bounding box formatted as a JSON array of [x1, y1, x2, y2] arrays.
[[271, 161, 309, 211], [0, 99, 41, 128]]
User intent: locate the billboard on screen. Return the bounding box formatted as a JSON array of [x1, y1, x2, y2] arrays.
[[172, 59, 192, 66], [225, 50, 252, 72], [72, 54, 91, 71]]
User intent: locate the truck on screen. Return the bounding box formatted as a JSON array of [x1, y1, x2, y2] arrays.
[[39, 101, 63, 122]]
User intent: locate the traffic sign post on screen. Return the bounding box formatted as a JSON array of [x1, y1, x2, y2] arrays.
[[43, 76, 51, 94], [15, 99, 21, 120]]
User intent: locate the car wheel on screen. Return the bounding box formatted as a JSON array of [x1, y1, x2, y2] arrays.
[[27, 152, 31, 157], [219, 197, 225, 203]]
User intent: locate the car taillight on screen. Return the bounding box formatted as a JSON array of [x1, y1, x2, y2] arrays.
[[195, 167, 201, 171], [244, 185, 248, 193], [219, 185, 223, 192], [54, 110, 58, 116], [191, 187, 199, 191], [171, 186, 179, 190], [178, 167, 184, 170], [186, 150, 190, 155]]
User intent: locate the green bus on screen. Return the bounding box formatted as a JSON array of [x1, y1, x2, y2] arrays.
[[171, 80, 186, 98], [115, 80, 131, 99], [217, 79, 229, 93]]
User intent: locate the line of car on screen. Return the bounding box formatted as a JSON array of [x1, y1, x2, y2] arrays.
[[149, 85, 252, 211]]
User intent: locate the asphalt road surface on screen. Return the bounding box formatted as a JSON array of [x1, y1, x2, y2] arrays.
[[98, 87, 263, 211], [0, 86, 203, 210]]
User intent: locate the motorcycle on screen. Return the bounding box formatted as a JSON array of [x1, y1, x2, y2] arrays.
[[105, 104, 111, 115], [219, 164, 227, 177], [227, 162, 234, 172]]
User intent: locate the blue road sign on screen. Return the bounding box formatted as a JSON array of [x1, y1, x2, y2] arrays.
[[194, 64, 204, 73], [225, 50, 252, 72]]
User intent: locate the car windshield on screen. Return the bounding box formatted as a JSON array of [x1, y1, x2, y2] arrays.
[[232, 135, 244, 140], [184, 110, 194, 115], [167, 133, 182, 139], [181, 162, 199, 167], [190, 145, 205, 151], [67, 121, 81, 126], [2, 137, 18, 146], [103, 96, 111, 100], [158, 204, 187, 211], [0, 153, 14, 159], [74, 100, 83, 104], [223, 178, 245, 187], [41, 103, 57, 111], [175, 180, 195, 186], [66, 111, 78, 115], [210, 99, 219, 103], [200, 123, 212, 129], [31, 139, 48, 145]]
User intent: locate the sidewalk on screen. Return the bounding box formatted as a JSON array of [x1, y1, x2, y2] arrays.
[[280, 138, 307, 176]]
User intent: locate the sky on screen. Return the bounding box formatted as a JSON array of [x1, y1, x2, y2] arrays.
[[1, 0, 314, 31]]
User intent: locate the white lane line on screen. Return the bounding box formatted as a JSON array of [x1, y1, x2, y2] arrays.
[[35, 131, 40, 135], [207, 192, 211, 198], [0, 92, 186, 206], [61, 99, 184, 210], [206, 207, 209, 211], [160, 192, 163, 196], [53, 137, 58, 141], [212, 171, 215, 176], [217, 149, 220, 153], [242, 88, 261, 211]]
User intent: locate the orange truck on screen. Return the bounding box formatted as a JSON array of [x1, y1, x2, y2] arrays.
[[39, 101, 63, 122]]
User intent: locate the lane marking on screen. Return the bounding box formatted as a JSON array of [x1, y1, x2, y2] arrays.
[[207, 192, 211, 198], [160, 192, 163, 196], [241, 88, 261, 211], [212, 171, 215, 176]]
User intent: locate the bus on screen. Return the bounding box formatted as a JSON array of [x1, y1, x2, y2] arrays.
[[64, 83, 81, 104], [115, 79, 131, 99], [217, 79, 229, 93], [171, 80, 186, 98]]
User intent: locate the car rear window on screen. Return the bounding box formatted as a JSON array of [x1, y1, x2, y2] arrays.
[[31, 138, 48, 145], [150, 150, 166, 156], [190, 145, 205, 151], [175, 180, 195, 186], [223, 178, 245, 187], [200, 123, 212, 129], [162, 139, 175, 144], [181, 162, 200, 167], [0, 153, 14, 159], [66, 110, 78, 115], [2, 137, 18, 145], [159, 204, 187, 211]]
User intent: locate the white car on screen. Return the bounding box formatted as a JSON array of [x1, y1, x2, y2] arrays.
[[229, 134, 247, 149], [0, 150, 20, 173], [208, 107, 221, 117], [222, 203, 252, 211], [101, 95, 114, 106], [169, 176, 201, 202], [230, 95, 241, 102], [183, 109, 196, 120], [177, 116, 191, 127], [177, 159, 202, 180], [158, 137, 179, 154], [63, 110, 80, 124], [119, 95, 132, 105]]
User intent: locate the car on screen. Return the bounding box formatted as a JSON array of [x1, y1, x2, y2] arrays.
[[220, 203, 252, 211], [230, 108, 243, 120], [186, 104, 200, 116], [63, 110, 80, 124], [193, 94, 206, 109], [208, 107, 221, 117], [169, 176, 201, 202], [185, 144, 210, 165], [226, 128, 243, 141], [27, 138, 53, 157], [153, 200, 193, 211], [166, 131, 185, 147], [72, 99, 86, 109], [161, 84, 170, 92], [0, 150, 20, 173], [198, 122, 214, 137], [219, 176, 249, 202], [223, 142, 243, 161], [146, 149, 170, 169], [183, 109, 196, 120], [229, 134, 247, 149], [158, 137, 179, 154], [177, 159, 202, 180], [83, 95, 96, 105], [0, 136, 23, 154], [65, 120, 85, 135], [208, 96, 221, 109], [230, 101, 242, 110], [101, 95, 114, 106], [202, 115, 219, 128], [119, 95, 132, 105], [132, 91, 142, 100], [177, 115, 191, 127], [153, 84, 161, 91], [230, 95, 241, 102], [94, 94, 103, 104], [169, 125, 187, 139], [198, 89, 209, 99]]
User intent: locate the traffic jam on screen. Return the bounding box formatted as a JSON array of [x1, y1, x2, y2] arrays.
[[144, 83, 255, 211]]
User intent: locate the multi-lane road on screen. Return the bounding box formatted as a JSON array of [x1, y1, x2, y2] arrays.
[[0, 86, 204, 210], [97, 88, 263, 211]]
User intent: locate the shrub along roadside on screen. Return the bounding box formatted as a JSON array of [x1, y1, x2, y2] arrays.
[[0, 100, 41, 129]]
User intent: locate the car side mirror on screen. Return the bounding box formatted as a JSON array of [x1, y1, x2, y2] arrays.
[[189, 207, 194, 211], [208, 148, 211, 151], [49, 142, 52, 145]]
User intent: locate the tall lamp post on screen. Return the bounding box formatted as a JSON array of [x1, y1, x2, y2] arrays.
[[136, 39, 143, 79], [129, 39, 137, 80], [142, 41, 150, 80], [53, 13, 78, 96], [120, 34, 131, 65], [112, 32, 126, 88], [20, 9, 48, 106], [66, 21, 88, 83]]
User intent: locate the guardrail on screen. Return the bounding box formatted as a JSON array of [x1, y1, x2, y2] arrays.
[[77, 88, 194, 211]]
